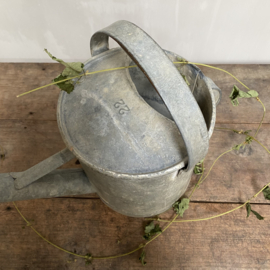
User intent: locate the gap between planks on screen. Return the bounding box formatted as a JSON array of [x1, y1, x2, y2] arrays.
[[56, 196, 270, 206]]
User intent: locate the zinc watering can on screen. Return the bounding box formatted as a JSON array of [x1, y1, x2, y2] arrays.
[[0, 21, 221, 217]]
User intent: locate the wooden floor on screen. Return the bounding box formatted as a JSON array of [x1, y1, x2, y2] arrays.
[[0, 63, 270, 270]]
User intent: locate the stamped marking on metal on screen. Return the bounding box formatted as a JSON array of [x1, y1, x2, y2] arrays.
[[114, 99, 130, 115]]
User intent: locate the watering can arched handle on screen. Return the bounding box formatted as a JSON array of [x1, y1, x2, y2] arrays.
[[90, 20, 209, 170]]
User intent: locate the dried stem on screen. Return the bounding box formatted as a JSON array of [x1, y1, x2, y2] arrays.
[[13, 60, 269, 265], [16, 65, 137, 97], [254, 97, 266, 137], [145, 181, 270, 223]]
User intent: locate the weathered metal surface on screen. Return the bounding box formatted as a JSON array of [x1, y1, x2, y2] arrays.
[[13, 148, 75, 189], [57, 20, 220, 217], [129, 49, 221, 139], [0, 20, 221, 217], [90, 21, 209, 171], [58, 48, 188, 175], [0, 169, 96, 203], [80, 160, 192, 217]]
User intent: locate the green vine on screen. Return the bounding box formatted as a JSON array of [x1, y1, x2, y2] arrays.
[[12, 51, 269, 266]]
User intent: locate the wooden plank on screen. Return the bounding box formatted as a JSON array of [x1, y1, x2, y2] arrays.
[[186, 122, 270, 204], [0, 119, 269, 203], [0, 198, 270, 269], [0, 63, 270, 124], [199, 64, 270, 124], [0, 119, 80, 172], [0, 63, 62, 121], [0, 61, 269, 270]]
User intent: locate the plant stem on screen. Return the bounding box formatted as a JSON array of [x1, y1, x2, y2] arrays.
[[145, 181, 270, 223], [13, 59, 268, 263], [16, 65, 137, 97], [93, 212, 180, 259], [13, 202, 87, 259], [215, 98, 265, 138], [17, 61, 249, 97], [13, 200, 179, 261], [191, 70, 200, 93], [93, 246, 143, 260], [251, 137, 270, 154], [215, 127, 270, 154], [174, 61, 250, 90], [254, 98, 266, 137], [188, 161, 205, 199], [199, 149, 233, 185]]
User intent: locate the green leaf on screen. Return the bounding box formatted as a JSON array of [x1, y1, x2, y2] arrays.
[[139, 250, 147, 266], [45, 49, 84, 93], [144, 221, 155, 234], [251, 209, 264, 220], [233, 144, 243, 151], [45, 49, 84, 76], [85, 253, 92, 265], [245, 135, 253, 145], [193, 166, 203, 175], [263, 186, 270, 200], [61, 62, 84, 77], [243, 130, 252, 135], [143, 221, 162, 240], [246, 202, 251, 218], [230, 85, 240, 106], [53, 74, 74, 93], [247, 90, 259, 98], [194, 160, 204, 175], [229, 85, 259, 106], [173, 198, 190, 217], [246, 203, 264, 220], [238, 90, 252, 98]]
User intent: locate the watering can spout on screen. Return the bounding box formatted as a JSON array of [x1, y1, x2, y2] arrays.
[[0, 20, 222, 217], [0, 169, 96, 203], [13, 148, 75, 190], [0, 148, 97, 203]]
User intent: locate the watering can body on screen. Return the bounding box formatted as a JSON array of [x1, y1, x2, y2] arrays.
[[0, 21, 221, 217]]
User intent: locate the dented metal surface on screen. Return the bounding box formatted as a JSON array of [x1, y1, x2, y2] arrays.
[[0, 20, 221, 217]]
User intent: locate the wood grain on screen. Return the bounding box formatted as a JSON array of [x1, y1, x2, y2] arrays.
[[0, 63, 270, 123], [0, 119, 269, 203], [1, 199, 270, 270], [199, 64, 270, 124], [0, 63, 270, 269], [0, 63, 62, 120], [186, 123, 270, 204], [0, 119, 80, 172]]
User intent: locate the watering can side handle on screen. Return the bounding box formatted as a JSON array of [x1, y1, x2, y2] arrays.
[[90, 20, 209, 170], [13, 148, 75, 190]]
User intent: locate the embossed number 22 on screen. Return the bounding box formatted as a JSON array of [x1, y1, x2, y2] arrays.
[[114, 99, 130, 115]]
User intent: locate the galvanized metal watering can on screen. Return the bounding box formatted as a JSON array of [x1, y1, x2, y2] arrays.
[[0, 21, 221, 217]]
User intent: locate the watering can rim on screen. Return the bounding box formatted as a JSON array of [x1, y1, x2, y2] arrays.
[[0, 21, 221, 217], [56, 19, 218, 179], [90, 20, 209, 169], [56, 66, 216, 181]]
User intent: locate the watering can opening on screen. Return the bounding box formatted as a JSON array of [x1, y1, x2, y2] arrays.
[[57, 48, 189, 176], [128, 50, 220, 138], [57, 20, 221, 178]]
